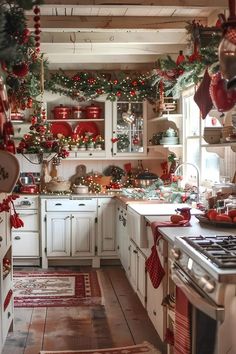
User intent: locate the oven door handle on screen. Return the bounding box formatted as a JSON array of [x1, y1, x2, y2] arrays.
[[171, 265, 225, 322]]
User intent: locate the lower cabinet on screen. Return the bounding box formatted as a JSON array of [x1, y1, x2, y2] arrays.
[[0, 193, 13, 352], [146, 231, 168, 342], [116, 203, 129, 273], [128, 239, 147, 307], [97, 198, 117, 257], [46, 212, 96, 257]]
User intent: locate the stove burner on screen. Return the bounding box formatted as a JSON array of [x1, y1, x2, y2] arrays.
[[182, 235, 236, 268]]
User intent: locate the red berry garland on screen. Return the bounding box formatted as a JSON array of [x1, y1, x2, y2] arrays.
[[33, 6, 41, 53]]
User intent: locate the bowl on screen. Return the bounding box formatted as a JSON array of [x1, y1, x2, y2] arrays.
[[203, 127, 222, 144]]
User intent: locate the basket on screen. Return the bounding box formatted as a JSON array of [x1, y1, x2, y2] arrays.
[[93, 176, 112, 186]]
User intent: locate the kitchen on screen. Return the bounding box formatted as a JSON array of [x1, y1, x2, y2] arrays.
[[0, 0, 236, 354]]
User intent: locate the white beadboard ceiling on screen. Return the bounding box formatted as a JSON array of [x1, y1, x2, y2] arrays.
[[25, 0, 228, 70]]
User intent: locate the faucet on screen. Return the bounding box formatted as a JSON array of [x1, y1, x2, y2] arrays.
[[174, 162, 200, 202]]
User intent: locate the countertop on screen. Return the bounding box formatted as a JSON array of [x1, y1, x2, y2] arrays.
[[127, 202, 202, 216], [145, 215, 236, 245]]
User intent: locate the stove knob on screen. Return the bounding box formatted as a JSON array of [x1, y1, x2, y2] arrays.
[[171, 247, 181, 260], [199, 276, 215, 293]]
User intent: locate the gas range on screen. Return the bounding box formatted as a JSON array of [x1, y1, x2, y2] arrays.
[[174, 234, 236, 283]]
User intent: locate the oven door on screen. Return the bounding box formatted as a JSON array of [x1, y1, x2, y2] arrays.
[[171, 262, 224, 322]]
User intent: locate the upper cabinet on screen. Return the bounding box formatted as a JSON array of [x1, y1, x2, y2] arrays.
[[112, 101, 147, 157]]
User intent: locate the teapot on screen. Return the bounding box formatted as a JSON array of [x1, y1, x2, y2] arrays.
[[176, 207, 191, 221]]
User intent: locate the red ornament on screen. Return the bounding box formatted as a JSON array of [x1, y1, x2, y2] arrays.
[[116, 91, 121, 97], [111, 137, 119, 143], [73, 75, 80, 81], [176, 50, 185, 65], [130, 90, 136, 97], [12, 63, 29, 77], [194, 68, 213, 119], [113, 80, 118, 85], [133, 137, 139, 145], [31, 116, 37, 125], [132, 80, 138, 86], [33, 6, 40, 14], [209, 72, 236, 112], [27, 97, 33, 108]]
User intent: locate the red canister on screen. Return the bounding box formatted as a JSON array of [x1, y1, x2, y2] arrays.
[[52, 105, 71, 119], [85, 104, 102, 119]]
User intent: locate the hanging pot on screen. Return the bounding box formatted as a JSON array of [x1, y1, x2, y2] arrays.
[[85, 104, 102, 119], [52, 105, 72, 119]]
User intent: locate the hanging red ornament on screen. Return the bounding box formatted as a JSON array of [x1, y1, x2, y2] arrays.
[[132, 137, 140, 145], [116, 91, 121, 97], [113, 79, 118, 85], [176, 50, 185, 65], [12, 63, 29, 77], [27, 97, 33, 108], [31, 116, 37, 125], [194, 68, 213, 119], [33, 6, 40, 14], [72, 75, 81, 81], [132, 80, 138, 86], [189, 42, 201, 63]]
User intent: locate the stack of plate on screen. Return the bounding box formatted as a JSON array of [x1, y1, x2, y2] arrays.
[[160, 136, 179, 145]]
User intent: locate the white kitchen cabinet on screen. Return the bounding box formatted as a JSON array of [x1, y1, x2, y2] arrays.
[[112, 101, 147, 157], [41, 198, 97, 268], [97, 198, 117, 257], [12, 195, 40, 266], [0, 193, 13, 352], [146, 228, 168, 342], [46, 212, 96, 257], [116, 202, 129, 274], [128, 239, 147, 307]]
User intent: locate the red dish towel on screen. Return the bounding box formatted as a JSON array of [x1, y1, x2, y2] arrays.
[[174, 287, 191, 354], [145, 221, 189, 289]]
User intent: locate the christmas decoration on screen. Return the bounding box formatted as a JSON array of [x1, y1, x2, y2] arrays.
[[117, 134, 130, 151], [194, 68, 213, 119], [103, 165, 125, 182], [218, 0, 236, 89], [16, 108, 69, 164], [33, 5, 41, 53], [45, 71, 157, 102], [209, 71, 236, 112]]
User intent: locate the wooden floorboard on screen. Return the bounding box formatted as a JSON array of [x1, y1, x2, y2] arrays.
[[3, 266, 166, 354]]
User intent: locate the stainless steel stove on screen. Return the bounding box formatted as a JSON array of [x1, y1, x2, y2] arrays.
[[170, 233, 236, 354]]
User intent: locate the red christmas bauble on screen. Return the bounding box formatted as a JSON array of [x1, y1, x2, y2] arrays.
[[12, 63, 29, 77], [209, 72, 236, 112], [176, 50, 185, 65], [33, 6, 40, 14]]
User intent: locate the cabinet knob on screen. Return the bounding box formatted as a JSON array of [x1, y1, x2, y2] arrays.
[[0, 236, 2, 242], [14, 236, 21, 240], [133, 249, 138, 254], [89, 153, 93, 156], [8, 312, 11, 319]]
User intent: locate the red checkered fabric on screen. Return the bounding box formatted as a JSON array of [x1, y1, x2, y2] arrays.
[[145, 221, 190, 289], [225, 28, 236, 45]]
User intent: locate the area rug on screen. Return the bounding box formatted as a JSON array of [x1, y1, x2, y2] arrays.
[[13, 270, 102, 308], [39, 342, 161, 354]]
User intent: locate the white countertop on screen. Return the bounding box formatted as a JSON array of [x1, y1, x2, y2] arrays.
[[144, 215, 236, 245], [128, 203, 201, 216]]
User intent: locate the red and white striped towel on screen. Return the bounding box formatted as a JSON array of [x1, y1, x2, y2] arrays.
[[174, 287, 191, 354]]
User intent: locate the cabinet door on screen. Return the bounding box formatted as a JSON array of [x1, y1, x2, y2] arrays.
[[12, 232, 39, 257], [112, 101, 147, 156], [46, 213, 71, 257], [97, 198, 116, 256], [71, 212, 95, 257], [136, 249, 147, 307], [0, 194, 10, 258], [129, 240, 138, 291]]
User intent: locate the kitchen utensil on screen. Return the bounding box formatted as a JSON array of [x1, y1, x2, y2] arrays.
[[122, 103, 135, 124], [72, 106, 84, 119], [52, 105, 71, 119], [72, 184, 89, 194], [50, 121, 72, 137], [84, 104, 102, 119], [176, 207, 191, 221], [19, 173, 38, 194], [133, 169, 158, 188], [46, 178, 71, 192]]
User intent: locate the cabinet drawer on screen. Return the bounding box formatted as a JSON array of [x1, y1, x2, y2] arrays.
[[46, 199, 97, 212], [12, 232, 39, 257], [14, 195, 38, 209], [15, 210, 38, 231]]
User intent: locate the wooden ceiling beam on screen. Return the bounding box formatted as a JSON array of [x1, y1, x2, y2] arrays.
[[26, 15, 207, 30], [42, 0, 228, 8]]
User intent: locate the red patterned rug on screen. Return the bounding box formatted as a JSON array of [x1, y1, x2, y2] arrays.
[[39, 342, 161, 354], [13, 270, 102, 307]]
